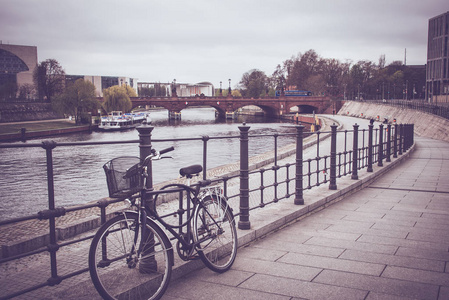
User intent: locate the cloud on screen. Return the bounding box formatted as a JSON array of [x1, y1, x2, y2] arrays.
[[1, 0, 448, 87]]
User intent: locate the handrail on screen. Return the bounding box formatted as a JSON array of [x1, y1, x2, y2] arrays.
[[0, 120, 415, 299]]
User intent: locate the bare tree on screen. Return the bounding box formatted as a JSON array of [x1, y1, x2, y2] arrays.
[[33, 59, 65, 102]]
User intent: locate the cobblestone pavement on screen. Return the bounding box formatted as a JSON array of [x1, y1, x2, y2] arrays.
[[1, 115, 433, 299]]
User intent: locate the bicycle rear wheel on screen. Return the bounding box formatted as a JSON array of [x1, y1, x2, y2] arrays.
[[193, 195, 238, 273], [89, 212, 173, 300]]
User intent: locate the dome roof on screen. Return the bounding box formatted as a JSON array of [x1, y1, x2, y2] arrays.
[[0, 49, 29, 74]]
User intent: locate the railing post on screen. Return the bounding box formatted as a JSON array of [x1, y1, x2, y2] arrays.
[[136, 122, 156, 269], [399, 124, 403, 155], [137, 122, 154, 188], [386, 124, 391, 162], [377, 124, 384, 167], [405, 124, 413, 151], [351, 123, 359, 179], [202, 135, 209, 180], [295, 125, 305, 205], [393, 123, 398, 158], [41, 140, 62, 286], [367, 121, 373, 172], [402, 124, 407, 151], [329, 123, 337, 190], [238, 123, 251, 230]]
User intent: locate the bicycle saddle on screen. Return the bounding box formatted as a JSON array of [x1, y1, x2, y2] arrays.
[[179, 164, 203, 178]]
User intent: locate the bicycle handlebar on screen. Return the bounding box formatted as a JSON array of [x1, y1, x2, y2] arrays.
[[142, 146, 175, 170], [159, 146, 175, 155]]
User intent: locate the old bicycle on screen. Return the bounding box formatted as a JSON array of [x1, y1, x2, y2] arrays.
[[89, 147, 238, 300]]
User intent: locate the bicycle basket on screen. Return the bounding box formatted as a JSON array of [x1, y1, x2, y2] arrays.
[[103, 156, 141, 198]]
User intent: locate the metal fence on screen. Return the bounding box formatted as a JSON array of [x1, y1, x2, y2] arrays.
[[357, 99, 449, 120], [0, 121, 414, 299]]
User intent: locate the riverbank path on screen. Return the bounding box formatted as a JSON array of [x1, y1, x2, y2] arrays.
[[162, 135, 449, 299], [2, 116, 449, 299]]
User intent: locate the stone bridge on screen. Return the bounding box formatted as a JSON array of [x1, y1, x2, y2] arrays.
[[129, 95, 333, 118]]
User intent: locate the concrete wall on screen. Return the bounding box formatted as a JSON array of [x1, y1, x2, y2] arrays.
[[339, 101, 449, 142], [0, 102, 62, 123]]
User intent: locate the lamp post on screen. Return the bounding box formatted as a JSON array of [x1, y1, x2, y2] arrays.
[[172, 79, 177, 97], [280, 76, 285, 95], [220, 81, 222, 96], [406, 80, 408, 100]]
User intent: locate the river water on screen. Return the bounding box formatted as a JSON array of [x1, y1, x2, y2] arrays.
[[0, 107, 305, 219]]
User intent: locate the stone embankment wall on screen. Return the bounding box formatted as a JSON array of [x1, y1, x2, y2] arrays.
[[339, 101, 449, 142], [0, 103, 62, 123]]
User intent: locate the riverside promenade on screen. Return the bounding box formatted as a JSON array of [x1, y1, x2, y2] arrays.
[[162, 135, 449, 300], [1, 115, 448, 299]]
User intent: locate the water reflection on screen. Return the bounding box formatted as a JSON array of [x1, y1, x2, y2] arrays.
[[0, 107, 301, 218]]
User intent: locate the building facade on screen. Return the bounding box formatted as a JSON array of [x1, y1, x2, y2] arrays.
[[0, 43, 38, 99], [427, 11, 449, 103], [137, 81, 215, 97], [65, 75, 138, 97]]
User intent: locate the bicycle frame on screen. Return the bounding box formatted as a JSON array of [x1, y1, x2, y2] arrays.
[[121, 147, 230, 263], [143, 182, 222, 259]]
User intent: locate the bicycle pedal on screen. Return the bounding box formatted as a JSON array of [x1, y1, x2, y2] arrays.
[[188, 255, 200, 261]]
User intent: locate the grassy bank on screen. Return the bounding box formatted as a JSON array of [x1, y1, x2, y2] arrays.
[[0, 120, 77, 135]]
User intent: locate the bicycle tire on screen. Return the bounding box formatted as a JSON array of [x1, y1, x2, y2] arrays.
[[193, 194, 238, 273], [89, 212, 173, 300]]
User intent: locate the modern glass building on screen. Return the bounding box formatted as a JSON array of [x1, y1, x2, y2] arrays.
[[427, 11, 449, 103], [0, 43, 38, 99], [65, 75, 137, 97]]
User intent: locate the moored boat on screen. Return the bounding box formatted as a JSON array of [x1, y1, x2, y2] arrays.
[[98, 111, 151, 131]]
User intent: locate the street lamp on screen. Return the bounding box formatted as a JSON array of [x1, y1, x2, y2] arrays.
[[280, 76, 285, 95], [220, 81, 222, 96], [172, 79, 177, 97]]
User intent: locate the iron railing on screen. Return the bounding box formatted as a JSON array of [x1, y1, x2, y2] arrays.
[[354, 99, 449, 120], [0, 121, 414, 299]]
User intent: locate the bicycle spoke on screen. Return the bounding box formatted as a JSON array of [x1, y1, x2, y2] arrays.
[[89, 213, 173, 300], [193, 195, 238, 273]]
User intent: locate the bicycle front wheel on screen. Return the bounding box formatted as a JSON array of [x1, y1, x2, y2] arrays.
[[193, 195, 238, 273], [89, 212, 173, 300]]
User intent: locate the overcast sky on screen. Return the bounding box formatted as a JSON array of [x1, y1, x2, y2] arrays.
[[1, 0, 447, 88]]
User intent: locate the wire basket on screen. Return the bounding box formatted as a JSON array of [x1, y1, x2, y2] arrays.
[[103, 156, 141, 198]]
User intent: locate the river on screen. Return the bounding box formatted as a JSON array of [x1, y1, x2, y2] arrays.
[[0, 107, 304, 219]]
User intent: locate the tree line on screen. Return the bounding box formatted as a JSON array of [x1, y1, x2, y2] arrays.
[[3, 49, 426, 124], [237, 49, 426, 100], [31, 59, 137, 124]]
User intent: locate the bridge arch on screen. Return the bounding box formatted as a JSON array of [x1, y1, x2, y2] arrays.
[[288, 104, 320, 114], [232, 104, 278, 118], [128, 96, 332, 118]]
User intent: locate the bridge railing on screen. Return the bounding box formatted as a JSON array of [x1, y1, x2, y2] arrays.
[[0, 120, 414, 299]]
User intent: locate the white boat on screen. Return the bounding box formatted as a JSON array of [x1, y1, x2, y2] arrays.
[[98, 111, 151, 131]]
